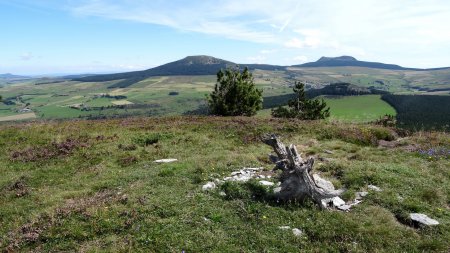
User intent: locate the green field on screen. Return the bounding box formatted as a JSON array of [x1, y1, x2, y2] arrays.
[[325, 95, 397, 122], [0, 65, 448, 122], [0, 117, 448, 252]]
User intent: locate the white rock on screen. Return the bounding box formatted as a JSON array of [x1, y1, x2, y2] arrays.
[[292, 228, 303, 237], [332, 197, 346, 207], [355, 191, 368, 200], [324, 149, 334, 154], [219, 191, 227, 196], [410, 213, 439, 226], [231, 171, 241, 176], [214, 179, 224, 184], [321, 198, 332, 208], [154, 158, 178, 163], [313, 174, 335, 191], [278, 226, 291, 230], [273, 187, 282, 193], [244, 167, 263, 171], [202, 182, 216, 191], [235, 174, 253, 182], [337, 204, 352, 211], [259, 180, 275, 186], [368, 185, 382, 192], [258, 175, 266, 179]]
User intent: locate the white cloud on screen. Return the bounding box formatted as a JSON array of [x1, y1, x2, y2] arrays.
[[18, 0, 447, 68], [20, 52, 34, 61]]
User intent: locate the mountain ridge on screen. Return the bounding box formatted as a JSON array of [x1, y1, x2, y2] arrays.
[[72, 55, 450, 88]]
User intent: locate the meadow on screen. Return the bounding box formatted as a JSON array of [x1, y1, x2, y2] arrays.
[[324, 95, 396, 123], [0, 117, 449, 252]]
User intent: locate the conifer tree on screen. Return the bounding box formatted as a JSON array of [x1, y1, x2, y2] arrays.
[[208, 67, 263, 116]]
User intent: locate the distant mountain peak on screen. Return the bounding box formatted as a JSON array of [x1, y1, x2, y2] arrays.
[[295, 55, 410, 70], [180, 55, 232, 65], [317, 56, 357, 62]]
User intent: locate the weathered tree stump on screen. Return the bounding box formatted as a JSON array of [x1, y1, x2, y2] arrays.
[[262, 134, 343, 209]]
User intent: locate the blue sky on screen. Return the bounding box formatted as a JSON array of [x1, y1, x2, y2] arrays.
[[1, 0, 450, 75]]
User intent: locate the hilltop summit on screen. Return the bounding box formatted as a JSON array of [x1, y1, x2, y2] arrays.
[[295, 56, 409, 70], [317, 56, 357, 62]]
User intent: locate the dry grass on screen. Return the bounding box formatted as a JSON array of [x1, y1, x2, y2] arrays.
[[0, 113, 36, 122]]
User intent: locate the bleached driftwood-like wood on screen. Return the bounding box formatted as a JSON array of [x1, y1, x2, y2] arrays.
[[262, 134, 343, 208]]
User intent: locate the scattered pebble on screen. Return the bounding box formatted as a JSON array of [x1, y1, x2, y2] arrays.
[[202, 182, 216, 191], [355, 191, 368, 200], [321, 196, 346, 208], [337, 204, 352, 211], [273, 187, 282, 193], [154, 158, 178, 163], [223, 167, 263, 182], [259, 180, 275, 186], [292, 228, 303, 237], [368, 185, 382, 192], [410, 213, 439, 226]]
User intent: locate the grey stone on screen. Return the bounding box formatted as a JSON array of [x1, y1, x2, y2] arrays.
[[324, 149, 334, 154], [292, 228, 303, 237], [259, 180, 275, 186], [202, 182, 216, 191], [368, 185, 382, 192], [410, 213, 439, 226], [313, 174, 335, 191], [332, 197, 346, 207], [154, 158, 178, 163], [278, 226, 291, 230], [273, 187, 282, 193], [337, 204, 352, 211], [321, 196, 345, 208], [355, 191, 368, 200]]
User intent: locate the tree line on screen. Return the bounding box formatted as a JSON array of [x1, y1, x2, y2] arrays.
[[381, 94, 450, 131]]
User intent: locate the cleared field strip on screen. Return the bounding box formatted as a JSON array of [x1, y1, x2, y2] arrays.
[[0, 112, 37, 122], [111, 100, 134, 105]]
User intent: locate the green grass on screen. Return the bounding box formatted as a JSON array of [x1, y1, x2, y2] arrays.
[[325, 95, 397, 122], [0, 117, 449, 252]]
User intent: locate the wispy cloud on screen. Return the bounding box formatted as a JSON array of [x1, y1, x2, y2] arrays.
[[20, 52, 34, 61], [69, 0, 298, 44], [68, 0, 450, 56]]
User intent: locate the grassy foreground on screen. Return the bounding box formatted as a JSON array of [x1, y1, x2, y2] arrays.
[[0, 116, 449, 252]]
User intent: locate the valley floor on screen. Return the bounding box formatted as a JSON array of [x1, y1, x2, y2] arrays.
[[0, 116, 449, 252]]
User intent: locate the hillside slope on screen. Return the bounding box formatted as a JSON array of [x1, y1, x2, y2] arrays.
[[73, 56, 285, 88], [0, 117, 449, 252]]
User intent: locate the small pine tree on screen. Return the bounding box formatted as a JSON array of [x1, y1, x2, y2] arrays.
[[208, 67, 263, 116], [272, 81, 330, 120]]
